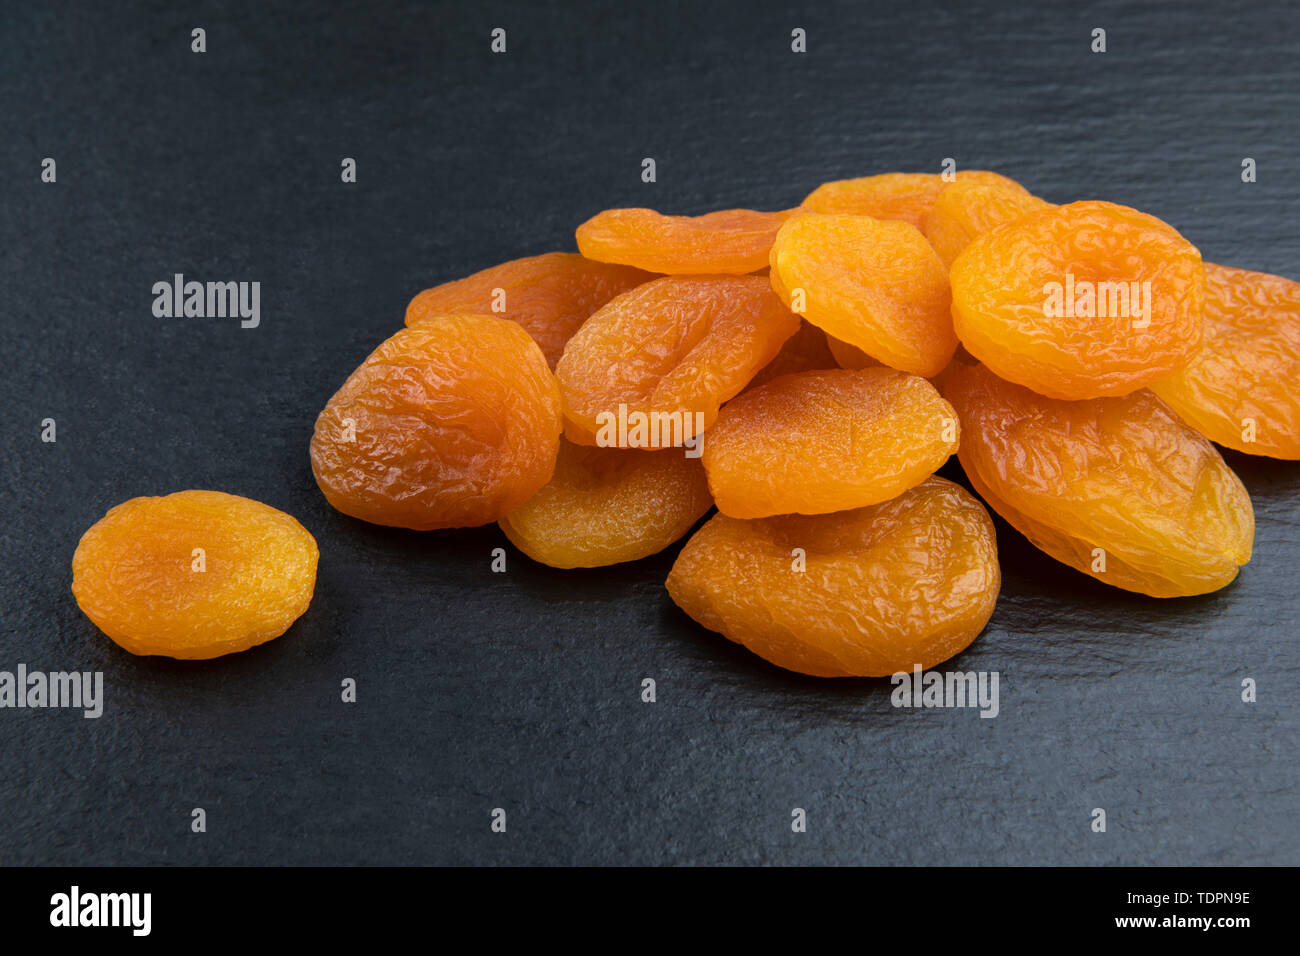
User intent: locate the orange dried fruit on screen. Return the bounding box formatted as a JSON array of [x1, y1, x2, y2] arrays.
[[802, 170, 1028, 230], [944, 363, 1254, 597], [71, 490, 318, 659], [404, 253, 653, 369], [575, 207, 793, 275], [768, 212, 956, 377], [311, 315, 562, 530], [666, 477, 1000, 677], [556, 275, 798, 448], [824, 332, 881, 370], [921, 180, 1054, 268], [745, 319, 838, 390], [499, 440, 713, 568], [1149, 263, 1300, 459], [702, 367, 958, 518], [950, 200, 1205, 400]]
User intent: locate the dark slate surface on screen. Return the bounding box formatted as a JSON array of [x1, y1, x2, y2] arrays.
[[2, 0, 1297, 866]]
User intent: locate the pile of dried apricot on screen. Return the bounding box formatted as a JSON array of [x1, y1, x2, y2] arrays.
[[71, 167, 1300, 678], [289, 166, 1300, 679]]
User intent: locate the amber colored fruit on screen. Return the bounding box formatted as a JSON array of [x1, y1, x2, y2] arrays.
[[666, 477, 1000, 677], [801, 170, 1028, 231], [404, 253, 653, 369], [922, 181, 1054, 268], [702, 368, 958, 518], [950, 200, 1205, 400], [556, 275, 799, 448], [499, 440, 713, 568], [928, 345, 978, 395], [769, 212, 956, 377], [71, 491, 318, 660], [745, 319, 838, 390], [311, 315, 562, 530], [944, 363, 1253, 597], [575, 207, 793, 275], [824, 332, 881, 371], [1150, 263, 1300, 459]]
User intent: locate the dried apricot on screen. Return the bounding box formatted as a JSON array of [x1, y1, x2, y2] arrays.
[[71, 490, 318, 659], [499, 440, 713, 568], [944, 363, 1253, 597], [666, 477, 1000, 677], [1149, 263, 1300, 459], [405, 253, 652, 369], [768, 212, 956, 377], [922, 180, 1053, 268], [802, 170, 1028, 231], [702, 368, 958, 518], [556, 275, 798, 448], [745, 319, 838, 390], [576, 207, 793, 275], [950, 200, 1205, 400], [311, 315, 562, 530], [824, 332, 881, 371]]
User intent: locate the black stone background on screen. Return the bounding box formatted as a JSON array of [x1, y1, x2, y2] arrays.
[[1, 0, 1297, 866]]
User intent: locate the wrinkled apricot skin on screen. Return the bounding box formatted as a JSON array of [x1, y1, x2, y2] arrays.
[[404, 253, 652, 369], [556, 275, 799, 447], [666, 477, 1000, 677], [824, 332, 881, 371], [745, 319, 838, 390], [769, 212, 956, 377], [499, 440, 713, 568], [575, 207, 793, 275], [71, 491, 319, 660], [802, 170, 1028, 230], [922, 181, 1054, 268], [1150, 263, 1300, 459], [311, 315, 562, 530], [702, 368, 958, 518], [950, 201, 1205, 400], [944, 363, 1254, 597]]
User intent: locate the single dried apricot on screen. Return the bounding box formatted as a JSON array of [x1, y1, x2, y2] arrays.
[[311, 315, 562, 530], [666, 477, 1000, 677], [922, 180, 1053, 268], [702, 368, 958, 518], [1149, 263, 1300, 459], [576, 207, 793, 275], [499, 440, 713, 568], [950, 200, 1205, 400], [71, 490, 318, 659], [802, 170, 1028, 231], [769, 212, 956, 377], [824, 332, 881, 371], [944, 363, 1253, 597], [404, 253, 652, 369], [556, 275, 798, 448], [745, 319, 838, 390]]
